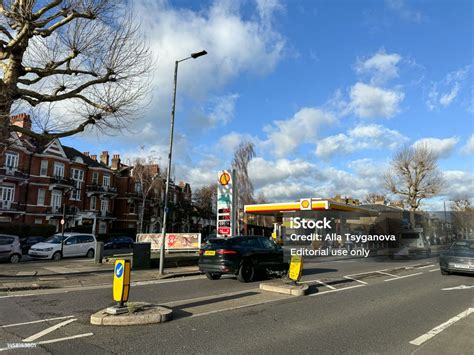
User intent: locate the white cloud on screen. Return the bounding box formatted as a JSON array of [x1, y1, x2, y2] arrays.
[[316, 124, 407, 158], [412, 137, 459, 159], [249, 157, 315, 188], [426, 65, 471, 111], [262, 107, 336, 157], [207, 93, 239, 126], [356, 50, 402, 85], [348, 83, 404, 118], [442, 170, 474, 199], [216, 131, 256, 154], [461, 135, 474, 154], [257, 182, 316, 201], [386, 0, 422, 23]]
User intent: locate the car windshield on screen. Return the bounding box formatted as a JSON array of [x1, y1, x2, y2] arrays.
[[450, 241, 474, 252], [44, 235, 64, 244]]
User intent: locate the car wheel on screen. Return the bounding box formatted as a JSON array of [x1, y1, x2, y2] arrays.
[[237, 260, 255, 283], [440, 268, 450, 275], [9, 254, 21, 264], [205, 272, 222, 280], [86, 249, 95, 258], [52, 251, 62, 261]]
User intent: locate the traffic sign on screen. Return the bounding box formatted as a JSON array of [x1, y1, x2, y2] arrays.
[[60, 219, 65, 225], [288, 255, 303, 282], [113, 259, 131, 304]]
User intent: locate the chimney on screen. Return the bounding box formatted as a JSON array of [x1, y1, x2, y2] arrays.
[[111, 154, 121, 170], [150, 164, 160, 176], [100, 151, 109, 166], [10, 113, 32, 136], [83, 152, 90, 157], [91, 155, 97, 161]]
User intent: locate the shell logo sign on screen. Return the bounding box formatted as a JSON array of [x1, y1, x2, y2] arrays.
[[300, 198, 311, 210], [217, 170, 235, 237], [219, 171, 232, 186]]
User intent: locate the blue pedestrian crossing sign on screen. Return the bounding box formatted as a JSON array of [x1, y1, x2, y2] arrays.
[[113, 259, 131, 303]]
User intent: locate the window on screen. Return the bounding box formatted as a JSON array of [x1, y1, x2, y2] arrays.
[[129, 203, 135, 214], [90, 196, 96, 210], [135, 181, 142, 193], [103, 174, 110, 187], [51, 190, 62, 212], [78, 235, 94, 243], [65, 236, 77, 245], [92, 172, 99, 185], [4, 152, 19, 170], [0, 236, 14, 245], [40, 160, 48, 176], [70, 168, 84, 201], [53, 162, 64, 178], [35, 218, 43, 225], [1, 186, 14, 209], [37, 189, 46, 205], [100, 199, 109, 212], [260, 238, 277, 250]]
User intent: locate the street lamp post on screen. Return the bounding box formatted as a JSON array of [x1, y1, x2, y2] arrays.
[[159, 50, 207, 275]]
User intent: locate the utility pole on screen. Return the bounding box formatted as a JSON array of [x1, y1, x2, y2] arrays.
[[159, 50, 207, 275]]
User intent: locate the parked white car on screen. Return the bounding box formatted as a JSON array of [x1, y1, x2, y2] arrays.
[[29, 233, 96, 261]]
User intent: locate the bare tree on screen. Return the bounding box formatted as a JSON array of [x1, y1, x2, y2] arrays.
[[451, 199, 474, 239], [231, 141, 255, 233], [232, 141, 255, 205], [0, 0, 151, 145], [132, 157, 163, 233], [193, 184, 217, 228], [385, 144, 444, 226]]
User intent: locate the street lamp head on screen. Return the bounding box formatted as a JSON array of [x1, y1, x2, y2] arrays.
[[191, 50, 207, 59]]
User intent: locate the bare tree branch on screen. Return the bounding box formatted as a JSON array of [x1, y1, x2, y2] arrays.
[[1, 0, 152, 143]]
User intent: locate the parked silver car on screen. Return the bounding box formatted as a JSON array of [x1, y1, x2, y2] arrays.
[[0, 234, 22, 263]]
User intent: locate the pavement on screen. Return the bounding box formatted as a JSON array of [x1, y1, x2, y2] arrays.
[[0, 254, 472, 354]]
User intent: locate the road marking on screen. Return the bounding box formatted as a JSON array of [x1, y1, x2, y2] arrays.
[[442, 285, 474, 291], [417, 264, 435, 269], [384, 272, 423, 282], [376, 271, 399, 278], [343, 276, 368, 285], [22, 318, 77, 342], [2, 315, 75, 328], [409, 308, 474, 346], [309, 284, 365, 296], [314, 280, 337, 290], [36, 333, 94, 345], [429, 268, 440, 272], [300, 279, 337, 289], [0, 294, 35, 299]]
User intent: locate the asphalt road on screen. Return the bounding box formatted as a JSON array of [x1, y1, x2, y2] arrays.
[[0, 256, 473, 354]]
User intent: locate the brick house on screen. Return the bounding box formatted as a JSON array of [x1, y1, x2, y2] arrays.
[[1, 114, 194, 236]]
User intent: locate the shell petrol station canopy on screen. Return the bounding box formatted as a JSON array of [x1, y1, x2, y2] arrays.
[[244, 198, 378, 216]]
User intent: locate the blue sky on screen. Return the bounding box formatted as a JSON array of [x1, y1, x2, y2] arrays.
[[62, 0, 473, 209]]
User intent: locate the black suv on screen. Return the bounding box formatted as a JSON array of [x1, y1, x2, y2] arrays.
[[199, 236, 287, 282]]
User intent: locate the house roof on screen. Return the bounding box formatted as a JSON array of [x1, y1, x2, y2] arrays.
[[62, 145, 110, 169]]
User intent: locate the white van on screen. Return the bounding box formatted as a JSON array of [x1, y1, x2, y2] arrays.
[[390, 229, 431, 258], [29, 233, 96, 261]]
